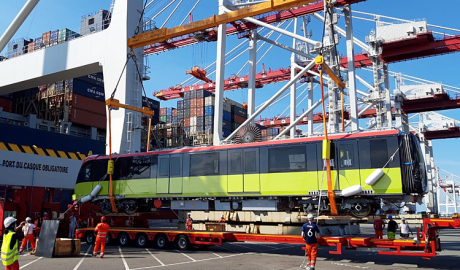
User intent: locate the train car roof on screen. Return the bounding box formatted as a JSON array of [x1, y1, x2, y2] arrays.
[[84, 129, 400, 162]]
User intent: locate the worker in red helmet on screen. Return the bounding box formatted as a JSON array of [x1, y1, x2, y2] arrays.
[[185, 213, 193, 230], [93, 216, 110, 258]]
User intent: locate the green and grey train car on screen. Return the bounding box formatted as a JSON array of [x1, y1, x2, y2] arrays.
[[74, 129, 427, 217]]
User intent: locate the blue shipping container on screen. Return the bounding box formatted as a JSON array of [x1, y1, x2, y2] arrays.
[[177, 100, 183, 109], [172, 116, 178, 123], [223, 129, 232, 137], [184, 100, 191, 109], [205, 106, 214, 116], [50, 30, 59, 44], [35, 37, 43, 50], [223, 111, 232, 122], [184, 127, 190, 133], [205, 124, 213, 132], [166, 115, 172, 123], [222, 120, 231, 130], [196, 117, 204, 126], [205, 115, 213, 125], [77, 72, 104, 86], [231, 105, 248, 117], [196, 125, 204, 132], [67, 79, 105, 101]]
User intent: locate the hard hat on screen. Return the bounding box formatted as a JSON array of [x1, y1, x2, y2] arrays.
[[101, 216, 106, 222], [388, 215, 393, 219], [221, 214, 224, 218], [307, 214, 314, 220], [26, 217, 31, 222], [4, 217, 17, 228], [401, 217, 405, 221]]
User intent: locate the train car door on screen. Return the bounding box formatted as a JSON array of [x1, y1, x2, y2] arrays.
[[243, 148, 260, 193], [169, 154, 183, 194], [336, 140, 361, 189], [228, 150, 243, 193], [157, 156, 169, 194]]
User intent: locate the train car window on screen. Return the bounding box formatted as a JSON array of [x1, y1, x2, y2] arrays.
[[190, 152, 219, 176], [269, 147, 306, 172], [76, 162, 92, 183], [244, 151, 257, 173], [370, 139, 388, 168], [92, 159, 108, 182], [230, 152, 242, 174], [170, 157, 181, 176], [127, 157, 151, 179], [339, 144, 354, 168], [159, 157, 169, 177]]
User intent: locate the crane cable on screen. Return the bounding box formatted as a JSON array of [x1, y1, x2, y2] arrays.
[[107, 0, 150, 213]]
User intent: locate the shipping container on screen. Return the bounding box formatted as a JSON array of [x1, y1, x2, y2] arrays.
[[172, 109, 177, 117], [196, 97, 204, 108], [205, 96, 215, 106], [205, 115, 213, 125], [196, 124, 204, 133], [196, 116, 204, 126], [190, 98, 197, 108], [142, 97, 160, 117], [42, 31, 51, 46], [184, 110, 190, 118], [184, 127, 190, 133], [35, 37, 43, 50], [184, 91, 191, 100], [166, 107, 174, 115], [231, 105, 248, 118], [50, 30, 59, 45], [222, 120, 231, 130], [0, 97, 13, 113], [68, 93, 106, 115], [223, 102, 231, 112], [190, 116, 197, 126], [177, 100, 183, 110], [177, 109, 184, 118], [77, 73, 104, 86], [223, 129, 232, 137], [231, 123, 240, 130], [69, 108, 106, 129], [196, 89, 212, 98], [231, 114, 246, 125], [223, 111, 231, 122], [27, 41, 35, 53], [190, 126, 197, 134], [160, 108, 167, 116], [205, 105, 214, 116], [205, 124, 213, 132], [66, 79, 105, 101], [6, 38, 31, 57], [190, 107, 197, 117], [183, 99, 190, 109], [58, 28, 80, 43], [189, 90, 197, 99], [166, 115, 172, 123], [196, 107, 204, 117], [183, 117, 190, 127], [172, 116, 178, 123]]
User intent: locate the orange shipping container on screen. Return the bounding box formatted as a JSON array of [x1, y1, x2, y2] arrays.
[[196, 97, 204, 108], [196, 107, 204, 117], [42, 31, 51, 46], [190, 107, 197, 117], [69, 108, 106, 129], [27, 42, 35, 53], [68, 93, 106, 115], [190, 98, 197, 108]]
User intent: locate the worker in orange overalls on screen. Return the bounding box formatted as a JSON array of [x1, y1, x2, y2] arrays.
[[185, 213, 193, 230], [301, 214, 321, 270], [93, 216, 110, 258], [19, 217, 36, 254]]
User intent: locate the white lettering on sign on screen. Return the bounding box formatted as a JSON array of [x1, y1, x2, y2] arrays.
[[2, 159, 69, 173]]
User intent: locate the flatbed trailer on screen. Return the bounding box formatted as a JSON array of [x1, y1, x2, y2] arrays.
[[76, 218, 460, 257]]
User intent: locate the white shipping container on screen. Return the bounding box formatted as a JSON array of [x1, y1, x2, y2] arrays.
[[223, 102, 231, 112], [190, 116, 197, 126], [205, 96, 215, 106]]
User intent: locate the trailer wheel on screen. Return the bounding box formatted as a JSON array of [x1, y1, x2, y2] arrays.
[[85, 232, 95, 245], [175, 235, 190, 250], [118, 232, 130, 246], [135, 233, 149, 248], [154, 234, 169, 249]]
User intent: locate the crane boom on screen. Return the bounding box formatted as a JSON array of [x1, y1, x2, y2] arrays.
[[128, 0, 319, 49]]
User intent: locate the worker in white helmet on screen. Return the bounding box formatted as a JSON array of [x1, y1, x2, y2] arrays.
[[301, 214, 321, 270], [19, 217, 36, 254], [1, 217, 23, 270], [218, 214, 226, 223]]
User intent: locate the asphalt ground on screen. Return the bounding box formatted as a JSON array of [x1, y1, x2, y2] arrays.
[[15, 224, 460, 270]]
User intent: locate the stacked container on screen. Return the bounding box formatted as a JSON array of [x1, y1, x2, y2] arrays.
[[6, 38, 33, 58], [159, 107, 177, 124]]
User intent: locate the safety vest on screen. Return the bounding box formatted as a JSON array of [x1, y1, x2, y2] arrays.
[[95, 223, 110, 239], [1, 232, 19, 266]]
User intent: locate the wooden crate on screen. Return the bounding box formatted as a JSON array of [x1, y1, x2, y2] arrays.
[[205, 223, 226, 232], [54, 238, 81, 256]]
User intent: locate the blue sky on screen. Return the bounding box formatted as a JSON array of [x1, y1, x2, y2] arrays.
[[1, 0, 460, 193]]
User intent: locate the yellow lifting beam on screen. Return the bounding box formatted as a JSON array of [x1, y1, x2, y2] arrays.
[[128, 0, 319, 49], [105, 98, 155, 213]]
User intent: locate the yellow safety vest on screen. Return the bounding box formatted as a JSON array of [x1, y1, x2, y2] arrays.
[[1, 231, 19, 266]]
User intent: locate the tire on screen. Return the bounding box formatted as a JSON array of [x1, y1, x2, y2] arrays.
[[154, 234, 169, 249], [106, 232, 113, 245], [135, 233, 149, 248], [175, 235, 190, 250], [118, 232, 130, 246], [85, 232, 95, 245]]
